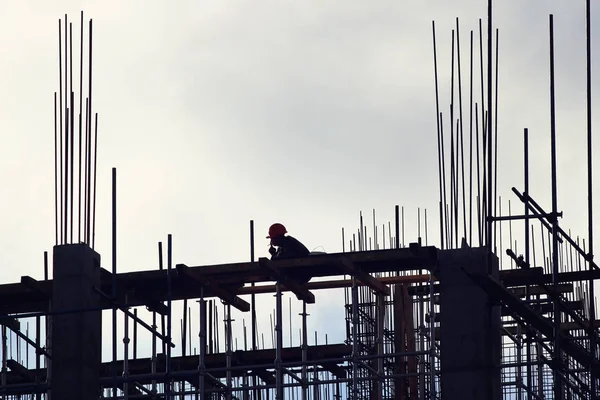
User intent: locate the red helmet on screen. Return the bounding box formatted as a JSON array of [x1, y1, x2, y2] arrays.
[[267, 223, 287, 239]]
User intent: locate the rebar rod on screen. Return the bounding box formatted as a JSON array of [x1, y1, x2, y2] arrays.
[[585, 0, 597, 396], [524, 128, 532, 400], [549, 14, 563, 399]]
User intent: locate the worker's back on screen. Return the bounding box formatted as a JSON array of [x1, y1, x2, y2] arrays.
[[272, 235, 310, 260]]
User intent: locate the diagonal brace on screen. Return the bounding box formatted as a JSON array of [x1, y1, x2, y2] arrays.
[[338, 258, 390, 296], [176, 264, 250, 312], [258, 258, 315, 303]]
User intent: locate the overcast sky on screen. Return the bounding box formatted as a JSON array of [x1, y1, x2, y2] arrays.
[[1, 0, 600, 365]]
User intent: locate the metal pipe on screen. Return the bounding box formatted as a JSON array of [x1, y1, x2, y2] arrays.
[[199, 286, 206, 400], [132, 309, 138, 362], [275, 280, 284, 400], [112, 167, 118, 399], [123, 293, 130, 400], [151, 298, 157, 398], [35, 314, 41, 400], [226, 304, 233, 400], [181, 298, 187, 400], [301, 301, 308, 400], [351, 277, 359, 400], [376, 294, 384, 400], [166, 234, 173, 398]]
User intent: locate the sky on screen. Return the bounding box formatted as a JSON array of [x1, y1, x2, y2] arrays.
[[1, 0, 600, 381]]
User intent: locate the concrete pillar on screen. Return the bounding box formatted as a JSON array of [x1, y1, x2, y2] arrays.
[[435, 247, 501, 400], [51, 244, 102, 400]]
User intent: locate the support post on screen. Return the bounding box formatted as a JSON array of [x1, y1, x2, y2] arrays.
[[402, 285, 418, 398], [393, 286, 406, 400], [275, 280, 284, 400], [301, 301, 308, 400], [50, 244, 102, 400], [351, 277, 359, 400], [198, 286, 206, 400], [436, 247, 501, 400]]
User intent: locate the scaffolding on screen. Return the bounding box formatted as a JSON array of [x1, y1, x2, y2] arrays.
[[1, 1, 600, 399]]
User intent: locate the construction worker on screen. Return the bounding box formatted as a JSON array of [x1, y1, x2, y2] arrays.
[[266, 223, 311, 284]]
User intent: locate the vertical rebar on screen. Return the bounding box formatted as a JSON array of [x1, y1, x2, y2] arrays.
[[78, 11, 83, 244], [428, 267, 437, 398], [524, 128, 532, 400], [486, 0, 494, 250], [549, 14, 563, 400], [585, 0, 596, 396]]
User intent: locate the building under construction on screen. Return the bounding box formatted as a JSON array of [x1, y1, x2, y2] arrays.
[[1, 2, 599, 399]]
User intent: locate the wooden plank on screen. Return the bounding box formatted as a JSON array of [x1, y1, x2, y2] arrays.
[[338, 258, 390, 296], [6, 359, 34, 382], [238, 274, 430, 295], [258, 258, 315, 304], [176, 265, 250, 312], [433, 319, 600, 340]]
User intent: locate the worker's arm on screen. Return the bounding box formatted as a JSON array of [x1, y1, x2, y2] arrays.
[[269, 245, 279, 260]]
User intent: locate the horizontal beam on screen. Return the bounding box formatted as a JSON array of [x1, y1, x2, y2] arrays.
[[465, 271, 600, 378], [0, 246, 438, 315], [4, 343, 351, 386], [433, 320, 600, 341], [238, 274, 431, 295]]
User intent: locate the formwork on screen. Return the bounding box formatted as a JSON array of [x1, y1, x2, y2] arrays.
[[1, 2, 600, 399]]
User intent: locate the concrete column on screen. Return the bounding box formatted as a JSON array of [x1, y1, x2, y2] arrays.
[[51, 244, 102, 400], [436, 247, 501, 400]]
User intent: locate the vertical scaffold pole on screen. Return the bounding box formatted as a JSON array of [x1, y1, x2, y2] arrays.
[[226, 304, 233, 400], [301, 300, 309, 400], [166, 234, 173, 398], [351, 276, 359, 400], [123, 293, 130, 400], [376, 294, 385, 400], [275, 280, 284, 400], [198, 286, 206, 400], [1, 325, 6, 400]]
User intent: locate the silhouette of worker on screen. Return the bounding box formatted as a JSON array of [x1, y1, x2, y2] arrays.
[[267, 223, 311, 284]]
